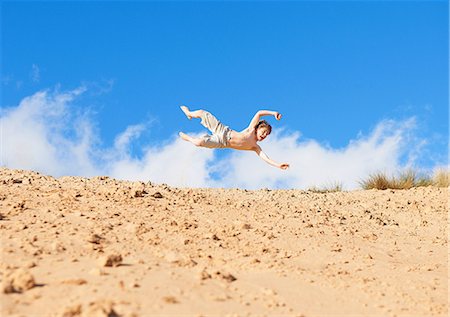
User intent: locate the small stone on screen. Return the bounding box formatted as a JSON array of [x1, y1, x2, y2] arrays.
[[152, 192, 163, 199], [3, 269, 35, 293], [134, 190, 147, 198], [98, 253, 122, 267], [87, 234, 103, 244]]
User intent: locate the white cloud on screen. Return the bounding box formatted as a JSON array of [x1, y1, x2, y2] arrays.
[[0, 87, 430, 189], [108, 136, 215, 187], [0, 87, 97, 176], [113, 124, 147, 154]]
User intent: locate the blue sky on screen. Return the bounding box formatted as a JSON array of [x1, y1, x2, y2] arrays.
[[1, 1, 448, 189]]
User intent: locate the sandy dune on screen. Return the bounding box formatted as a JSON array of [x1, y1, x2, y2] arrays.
[[0, 168, 448, 316]]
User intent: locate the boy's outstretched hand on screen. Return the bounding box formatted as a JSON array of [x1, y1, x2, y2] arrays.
[[275, 112, 282, 120], [279, 163, 289, 170]]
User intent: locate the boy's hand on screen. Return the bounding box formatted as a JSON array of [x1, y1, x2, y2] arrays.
[[275, 112, 282, 120], [279, 163, 289, 170]]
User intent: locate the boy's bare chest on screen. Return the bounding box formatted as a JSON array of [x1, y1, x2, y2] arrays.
[[229, 130, 256, 149]]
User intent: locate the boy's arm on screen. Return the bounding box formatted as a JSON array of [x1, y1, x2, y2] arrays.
[[253, 145, 289, 170], [245, 110, 282, 131]]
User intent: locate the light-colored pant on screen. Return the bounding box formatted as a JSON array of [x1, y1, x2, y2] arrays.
[[200, 111, 231, 148]]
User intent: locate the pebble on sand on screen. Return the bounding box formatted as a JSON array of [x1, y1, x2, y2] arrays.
[[3, 269, 36, 294], [97, 254, 123, 267]]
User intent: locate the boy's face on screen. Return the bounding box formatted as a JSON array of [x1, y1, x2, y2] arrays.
[[256, 127, 270, 141]]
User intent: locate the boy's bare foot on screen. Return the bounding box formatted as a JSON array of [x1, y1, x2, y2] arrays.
[[180, 106, 192, 120], [179, 132, 203, 146]]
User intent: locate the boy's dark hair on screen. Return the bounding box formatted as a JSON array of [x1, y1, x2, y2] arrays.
[[255, 120, 272, 134]]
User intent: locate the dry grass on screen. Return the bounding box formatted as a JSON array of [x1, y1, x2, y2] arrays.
[[360, 170, 434, 190], [432, 168, 450, 187], [360, 172, 391, 190]]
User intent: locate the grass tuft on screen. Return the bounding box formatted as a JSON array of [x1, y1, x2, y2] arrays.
[[360, 172, 390, 190], [360, 170, 434, 190], [432, 168, 450, 187]]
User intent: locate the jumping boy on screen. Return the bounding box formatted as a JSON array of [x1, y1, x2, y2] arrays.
[[179, 106, 290, 170]]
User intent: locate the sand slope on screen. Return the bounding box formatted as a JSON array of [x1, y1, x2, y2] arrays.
[[0, 168, 448, 316]]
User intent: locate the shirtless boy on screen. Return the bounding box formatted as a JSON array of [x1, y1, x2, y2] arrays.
[[179, 106, 290, 170]]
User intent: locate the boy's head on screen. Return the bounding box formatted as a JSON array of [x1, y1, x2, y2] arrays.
[[255, 120, 272, 141]]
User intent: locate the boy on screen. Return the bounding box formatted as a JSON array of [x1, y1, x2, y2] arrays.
[[179, 106, 290, 170]]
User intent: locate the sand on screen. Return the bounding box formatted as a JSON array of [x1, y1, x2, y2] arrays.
[[0, 167, 448, 316]]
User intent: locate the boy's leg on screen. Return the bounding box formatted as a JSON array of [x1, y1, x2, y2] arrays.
[[180, 106, 228, 146], [179, 132, 204, 146], [180, 106, 204, 120], [179, 132, 224, 148], [180, 106, 224, 136]]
